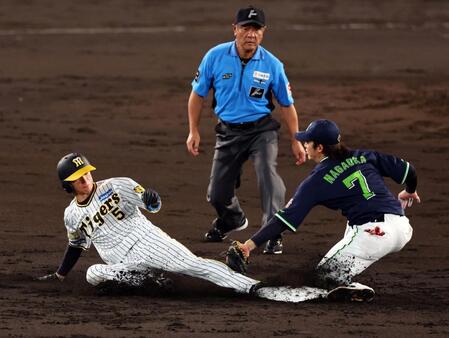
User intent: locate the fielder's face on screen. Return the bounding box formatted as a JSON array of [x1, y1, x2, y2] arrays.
[[71, 171, 94, 196], [233, 24, 265, 57], [304, 141, 323, 163]]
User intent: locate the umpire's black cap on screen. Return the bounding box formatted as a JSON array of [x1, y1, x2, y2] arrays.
[[235, 6, 265, 27]]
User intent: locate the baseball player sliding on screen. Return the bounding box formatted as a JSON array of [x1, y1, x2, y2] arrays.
[[37, 153, 261, 295], [227, 119, 420, 302]]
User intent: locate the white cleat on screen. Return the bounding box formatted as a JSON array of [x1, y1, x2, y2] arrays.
[[327, 282, 375, 302]]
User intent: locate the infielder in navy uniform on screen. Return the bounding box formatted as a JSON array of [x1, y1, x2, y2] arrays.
[[231, 119, 420, 301], [37, 153, 261, 295], [186, 6, 305, 254]]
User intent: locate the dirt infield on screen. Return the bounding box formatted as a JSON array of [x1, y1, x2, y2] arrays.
[[1, 1, 449, 337]]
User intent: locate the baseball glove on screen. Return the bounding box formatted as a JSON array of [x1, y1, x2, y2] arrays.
[[226, 241, 249, 274]]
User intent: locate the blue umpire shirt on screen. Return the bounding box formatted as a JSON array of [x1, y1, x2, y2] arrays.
[[192, 41, 294, 123], [274, 149, 408, 232]]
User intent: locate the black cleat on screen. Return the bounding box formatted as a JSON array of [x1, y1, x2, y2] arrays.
[[204, 218, 248, 242], [249, 282, 265, 296], [263, 237, 283, 255]]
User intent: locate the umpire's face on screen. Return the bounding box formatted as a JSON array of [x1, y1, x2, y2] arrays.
[[233, 24, 266, 56]]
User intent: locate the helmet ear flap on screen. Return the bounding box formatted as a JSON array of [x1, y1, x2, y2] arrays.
[[62, 181, 73, 193]]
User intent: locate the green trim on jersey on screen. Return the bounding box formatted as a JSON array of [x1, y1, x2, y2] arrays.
[[400, 161, 410, 185], [321, 226, 359, 264], [275, 213, 297, 232]]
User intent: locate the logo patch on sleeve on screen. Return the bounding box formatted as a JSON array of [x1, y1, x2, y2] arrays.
[[194, 70, 200, 82], [133, 185, 145, 193], [249, 87, 265, 98]]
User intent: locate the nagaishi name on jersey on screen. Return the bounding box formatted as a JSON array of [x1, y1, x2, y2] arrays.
[[323, 155, 368, 184]]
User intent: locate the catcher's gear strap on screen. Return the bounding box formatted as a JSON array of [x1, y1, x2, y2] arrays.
[[250, 217, 288, 247], [56, 245, 83, 276], [404, 164, 417, 193]]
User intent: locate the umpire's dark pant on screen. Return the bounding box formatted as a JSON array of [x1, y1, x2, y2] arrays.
[[207, 115, 286, 232]]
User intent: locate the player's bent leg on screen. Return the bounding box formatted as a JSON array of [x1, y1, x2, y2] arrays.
[[140, 227, 259, 293], [86, 262, 148, 287], [315, 224, 375, 289], [86, 264, 112, 286], [317, 217, 413, 289], [385, 214, 413, 252]]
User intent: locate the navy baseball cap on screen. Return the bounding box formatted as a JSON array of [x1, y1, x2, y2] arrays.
[[235, 6, 265, 27], [295, 119, 341, 145]]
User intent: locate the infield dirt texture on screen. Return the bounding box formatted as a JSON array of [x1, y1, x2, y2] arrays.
[[1, 1, 448, 337]]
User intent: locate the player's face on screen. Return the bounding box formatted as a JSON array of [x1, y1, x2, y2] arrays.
[[71, 172, 94, 195], [233, 24, 265, 56], [304, 141, 321, 162]]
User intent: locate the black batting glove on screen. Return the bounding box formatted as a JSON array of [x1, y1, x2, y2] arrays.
[[142, 188, 161, 213]]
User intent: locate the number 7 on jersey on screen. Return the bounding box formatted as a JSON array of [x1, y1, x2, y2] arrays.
[[343, 170, 376, 200]]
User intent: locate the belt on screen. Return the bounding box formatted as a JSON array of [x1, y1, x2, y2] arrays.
[[348, 214, 385, 227], [220, 114, 270, 130]]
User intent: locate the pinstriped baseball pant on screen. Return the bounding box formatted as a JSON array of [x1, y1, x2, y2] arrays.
[[86, 226, 258, 293]]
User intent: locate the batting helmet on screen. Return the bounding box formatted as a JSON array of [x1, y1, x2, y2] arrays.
[[57, 153, 96, 193]]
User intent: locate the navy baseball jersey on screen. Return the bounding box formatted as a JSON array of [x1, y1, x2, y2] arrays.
[[192, 41, 293, 123], [275, 150, 408, 231]]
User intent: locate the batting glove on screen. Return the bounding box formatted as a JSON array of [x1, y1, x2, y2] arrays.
[[142, 188, 161, 213]]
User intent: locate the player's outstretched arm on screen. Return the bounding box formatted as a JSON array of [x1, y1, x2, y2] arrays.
[[35, 245, 83, 282]]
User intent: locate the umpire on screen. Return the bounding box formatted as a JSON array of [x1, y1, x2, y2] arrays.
[[186, 6, 305, 254]]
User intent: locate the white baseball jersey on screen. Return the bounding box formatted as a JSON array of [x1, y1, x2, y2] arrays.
[[64, 177, 154, 264], [64, 177, 257, 293]]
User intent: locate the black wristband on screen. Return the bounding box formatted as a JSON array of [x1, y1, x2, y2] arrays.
[[404, 164, 417, 193], [56, 245, 83, 276], [250, 217, 288, 247]]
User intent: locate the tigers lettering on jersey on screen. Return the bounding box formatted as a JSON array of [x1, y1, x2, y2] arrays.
[[79, 193, 124, 238]]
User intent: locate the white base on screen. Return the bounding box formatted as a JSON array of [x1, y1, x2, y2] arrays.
[[255, 286, 327, 303]]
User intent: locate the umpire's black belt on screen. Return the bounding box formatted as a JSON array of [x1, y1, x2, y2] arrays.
[[220, 114, 271, 130], [348, 214, 385, 226]]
